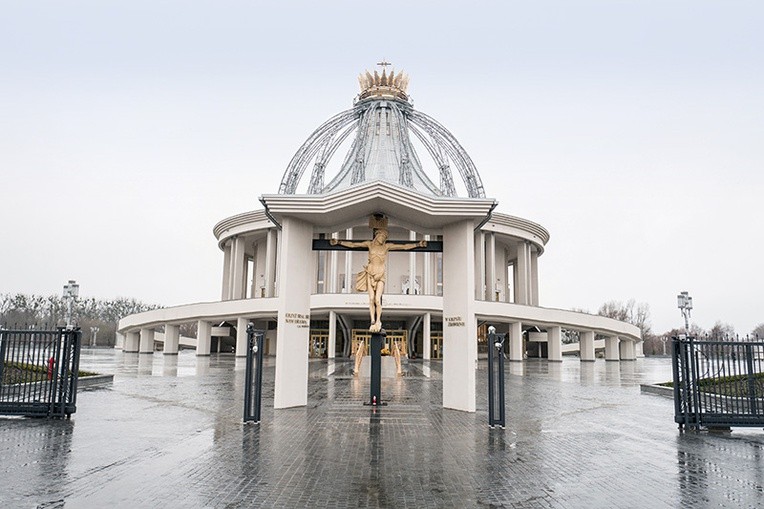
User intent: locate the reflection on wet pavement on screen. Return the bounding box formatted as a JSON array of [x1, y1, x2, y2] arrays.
[[1, 350, 762, 508]]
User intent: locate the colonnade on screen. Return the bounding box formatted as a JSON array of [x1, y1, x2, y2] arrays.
[[221, 228, 279, 301]]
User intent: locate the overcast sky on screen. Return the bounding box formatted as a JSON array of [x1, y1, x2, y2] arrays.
[[1, 1, 762, 336]]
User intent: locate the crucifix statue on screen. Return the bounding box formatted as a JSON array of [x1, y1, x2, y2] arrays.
[[312, 214, 442, 379], [330, 214, 426, 333]]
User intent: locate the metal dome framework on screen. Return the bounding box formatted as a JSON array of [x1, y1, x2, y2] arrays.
[[277, 92, 486, 199]]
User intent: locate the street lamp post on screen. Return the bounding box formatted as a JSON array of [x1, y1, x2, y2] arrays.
[[90, 326, 99, 347], [677, 291, 692, 335], [63, 280, 79, 329]]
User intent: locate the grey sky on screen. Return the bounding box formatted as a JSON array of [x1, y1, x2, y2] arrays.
[[2, 1, 762, 335]]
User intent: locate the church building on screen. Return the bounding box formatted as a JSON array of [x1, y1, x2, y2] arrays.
[[118, 65, 642, 412]]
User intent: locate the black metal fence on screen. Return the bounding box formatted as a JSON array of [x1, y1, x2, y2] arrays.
[[672, 336, 764, 430], [0, 327, 81, 418]]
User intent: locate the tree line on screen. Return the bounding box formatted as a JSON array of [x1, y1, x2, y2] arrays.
[[572, 299, 764, 356], [0, 293, 161, 346]]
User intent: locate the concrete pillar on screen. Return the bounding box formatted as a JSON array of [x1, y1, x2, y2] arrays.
[[230, 236, 246, 300], [344, 227, 353, 293], [423, 312, 432, 360], [509, 321, 523, 361], [635, 340, 645, 358], [605, 336, 620, 361], [423, 235, 432, 295], [254, 242, 262, 299], [516, 242, 529, 305], [486, 232, 496, 301], [197, 320, 211, 356], [580, 330, 595, 362], [530, 248, 539, 306], [221, 240, 232, 300], [475, 231, 486, 300], [139, 328, 154, 354], [329, 233, 339, 293], [408, 230, 417, 294], [328, 310, 337, 359], [124, 331, 140, 352], [620, 339, 636, 361], [548, 325, 562, 362], [264, 229, 277, 298], [115, 332, 125, 350], [163, 324, 179, 355], [235, 317, 248, 357], [274, 216, 313, 409], [442, 220, 477, 412]]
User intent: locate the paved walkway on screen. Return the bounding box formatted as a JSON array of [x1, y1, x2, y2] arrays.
[[1, 351, 763, 508]]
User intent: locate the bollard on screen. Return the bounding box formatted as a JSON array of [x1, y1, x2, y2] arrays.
[[487, 328, 506, 428]]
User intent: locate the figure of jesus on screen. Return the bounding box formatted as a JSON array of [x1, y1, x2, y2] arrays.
[[331, 224, 426, 332]]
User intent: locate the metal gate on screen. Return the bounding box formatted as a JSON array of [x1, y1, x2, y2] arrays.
[[672, 336, 764, 430], [0, 327, 81, 418], [243, 325, 265, 423]]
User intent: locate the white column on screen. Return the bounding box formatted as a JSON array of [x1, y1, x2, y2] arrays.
[[486, 232, 496, 301], [423, 234, 433, 295], [264, 229, 277, 298], [163, 324, 179, 355], [423, 312, 432, 360], [343, 227, 353, 293], [548, 325, 562, 362], [254, 242, 262, 299], [235, 317, 248, 357], [274, 216, 313, 409], [509, 322, 523, 361], [124, 331, 140, 352], [620, 339, 636, 361], [635, 340, 645, 358], [408, 230, 417, 294], [328, 310, 337, 359], [329, 233, 339, 293], [115, 332, 125, 349], [475, 231, 486, 300], [139, 328, 154, 354], [530, 247, 539, 306], [605, 336, 620, 361], [580, 330, 595, 362], [230, 236, 246, 300], [516, 242, 529, 305], [221, 240, 232, 300], [442, 220, 477, 412], [197, 320, 211, 356]]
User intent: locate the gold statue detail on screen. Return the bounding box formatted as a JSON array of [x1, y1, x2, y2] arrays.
[[331, 214, 426, 333]]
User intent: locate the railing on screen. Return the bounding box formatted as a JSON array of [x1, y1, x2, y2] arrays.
[[0, 327, 81, 418], [672, 336, 764, 430]]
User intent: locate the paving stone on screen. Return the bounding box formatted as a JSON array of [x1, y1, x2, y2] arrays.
[[1, 351, 763, 508]]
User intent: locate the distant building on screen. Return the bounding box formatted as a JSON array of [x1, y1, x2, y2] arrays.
[[119, 66, 641, 412]]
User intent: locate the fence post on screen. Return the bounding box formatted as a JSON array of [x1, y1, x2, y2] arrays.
[[671, 336, 683, 429], [0, 329, 6, 385], [244, 324, 265, 423], [488, 329, 506, 428], [745, 343, 758, 416]]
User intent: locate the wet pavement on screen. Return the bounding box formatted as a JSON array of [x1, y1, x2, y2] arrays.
[[1, 351, 763, 508]]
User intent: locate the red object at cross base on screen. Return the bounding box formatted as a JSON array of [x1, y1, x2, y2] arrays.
[[47, 356, 55, 380]]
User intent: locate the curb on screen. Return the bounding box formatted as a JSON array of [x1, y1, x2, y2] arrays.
[[640, 383, 673, 399], [78, 374, 114, 390]]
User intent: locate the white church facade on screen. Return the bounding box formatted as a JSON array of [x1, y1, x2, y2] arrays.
[[118, 65, 642, 413]]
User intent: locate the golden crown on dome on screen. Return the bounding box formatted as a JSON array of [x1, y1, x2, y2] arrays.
[[358, 61, 410, 101]]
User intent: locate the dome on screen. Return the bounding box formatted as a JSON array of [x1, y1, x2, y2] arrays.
[[277, 65, 486, 198]]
